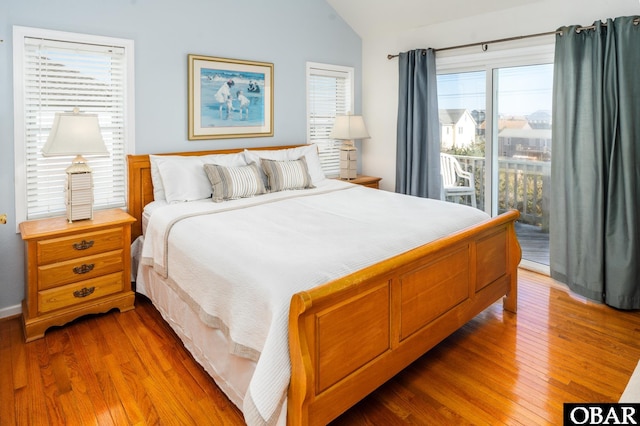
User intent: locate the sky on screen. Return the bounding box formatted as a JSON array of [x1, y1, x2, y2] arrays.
[[437, 63, 554, 117]]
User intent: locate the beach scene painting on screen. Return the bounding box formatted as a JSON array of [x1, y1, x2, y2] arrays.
[[188, 55, 273, 140]]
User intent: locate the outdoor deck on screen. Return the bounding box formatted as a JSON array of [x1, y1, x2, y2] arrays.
[[451, 154, 551, 267], [515, 222, 549, 266]]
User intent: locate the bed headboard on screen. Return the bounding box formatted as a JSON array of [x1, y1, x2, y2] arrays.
[[126, 145, 303, 241]]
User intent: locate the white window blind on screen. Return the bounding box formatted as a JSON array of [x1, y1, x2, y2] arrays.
[[14, 27, 134, 222], [306, 63, 354, 177]]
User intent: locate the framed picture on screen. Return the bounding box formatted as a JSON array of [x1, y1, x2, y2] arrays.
[[188, 54, 273, 140]]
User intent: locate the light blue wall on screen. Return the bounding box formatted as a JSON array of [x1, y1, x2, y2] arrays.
[[0, 0, 362, 314]]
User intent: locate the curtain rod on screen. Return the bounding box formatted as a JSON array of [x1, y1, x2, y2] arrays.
[[387, 17, 640, 59]]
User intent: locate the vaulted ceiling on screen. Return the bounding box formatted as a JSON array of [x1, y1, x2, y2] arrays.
[[326, 0, 544, 39]]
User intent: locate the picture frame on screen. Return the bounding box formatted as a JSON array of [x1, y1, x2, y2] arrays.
[[188, 54, 273, 140]]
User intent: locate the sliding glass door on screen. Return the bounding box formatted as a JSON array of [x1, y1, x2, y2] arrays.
[[495, 64, 553, 266], [437, 60, 553, 268], [437, 71, 487, 210]]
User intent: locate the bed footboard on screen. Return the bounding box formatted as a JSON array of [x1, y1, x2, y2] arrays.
[[288, 210, 520, 425]]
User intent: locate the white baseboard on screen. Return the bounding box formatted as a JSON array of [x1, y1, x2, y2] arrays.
[[0, 304, 22, 320]]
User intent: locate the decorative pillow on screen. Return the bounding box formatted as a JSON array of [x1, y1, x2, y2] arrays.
[[203, 162, 266, 202], [152, 153, 247, 203], [260, 158, 315, 192], [243, 144, 326, 185]]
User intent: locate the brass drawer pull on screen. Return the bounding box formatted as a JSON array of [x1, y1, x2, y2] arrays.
[[73, 287, 95, 298], [73, 264, 95, 275], [73, 240, 94, 251]]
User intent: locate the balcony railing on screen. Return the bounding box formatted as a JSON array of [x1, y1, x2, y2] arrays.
[[453, 155, 550, 232]]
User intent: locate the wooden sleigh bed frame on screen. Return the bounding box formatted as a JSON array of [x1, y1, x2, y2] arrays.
[[127, 146, 521, 425]]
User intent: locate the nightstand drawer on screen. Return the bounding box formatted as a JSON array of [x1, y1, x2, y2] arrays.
[[38, 272, 124, 314], [38, 250, 124, 290], [37, 228, 124, 265]]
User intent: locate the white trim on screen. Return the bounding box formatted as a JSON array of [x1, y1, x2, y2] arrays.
[[13, 26, 135, 232], [0, 304, 22, 320], [486, 68, 496, 217], [519, 259, 550, 276], [436, 42, 555, 73], [306, 62, 355, 176], [306, 61, 355, 77]]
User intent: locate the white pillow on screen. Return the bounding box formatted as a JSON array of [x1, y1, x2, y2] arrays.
[[149, 154, 168, 201], [153, 153, 247, 203], [243, 144, 326, 185]]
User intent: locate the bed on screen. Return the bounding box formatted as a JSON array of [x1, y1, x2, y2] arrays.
[[127, 144, 521, 426]]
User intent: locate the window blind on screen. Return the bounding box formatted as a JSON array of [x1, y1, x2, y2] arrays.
[[18, 33, 130, 220], [307, 63, 354, 177]]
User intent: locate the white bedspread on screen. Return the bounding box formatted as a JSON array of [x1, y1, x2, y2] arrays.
[[140, 180, 489, 425]]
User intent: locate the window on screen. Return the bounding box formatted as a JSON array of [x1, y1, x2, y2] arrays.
[[436, 44, 554, 269], [13, 26, 134, 224], [306, 62, 354, 177]]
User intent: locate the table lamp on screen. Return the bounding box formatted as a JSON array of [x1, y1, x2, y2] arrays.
[[330, 114, 370, 180], [41, 108, 109, 222]]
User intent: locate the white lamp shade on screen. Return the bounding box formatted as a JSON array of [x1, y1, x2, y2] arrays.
[[42, 111, 109, 157], [330, 115, 370, 140]]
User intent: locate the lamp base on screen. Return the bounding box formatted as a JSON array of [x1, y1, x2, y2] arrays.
[[340, 141, 357, 180], [65, 162, 94, 223]]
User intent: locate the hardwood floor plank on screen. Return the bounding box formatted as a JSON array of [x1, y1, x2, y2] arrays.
[[376, 380, 458, 425], [440, 342, 566, 422], [3, 268, 640, 425], [13, 387, 30, 425], [102, 354, 146, 425], [95, 370, 130, 426], [32, 337, 65, 425], [9, 319, 27, 390], [141, 373, 197, 426], [0, 346, 16, 426], [21, 338, 50, 425], [56, 390, 87, 426], [66, 325, 117, 426]]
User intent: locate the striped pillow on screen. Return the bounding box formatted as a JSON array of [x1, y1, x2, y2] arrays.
[[260, 158, 315, 192], [203, 163, 266, 202]]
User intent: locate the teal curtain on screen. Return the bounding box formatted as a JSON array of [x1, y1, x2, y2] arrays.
[[551, 16, 640, 309], [396, 49, 442, 198]]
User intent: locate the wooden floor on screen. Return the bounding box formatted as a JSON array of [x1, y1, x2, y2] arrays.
[[2, 269, 640, 425]]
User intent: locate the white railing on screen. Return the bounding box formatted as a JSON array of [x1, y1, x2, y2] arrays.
[[453, 155, 550, 232]]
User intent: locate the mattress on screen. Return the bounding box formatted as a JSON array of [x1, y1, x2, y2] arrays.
[[134, 179, 490, 425]]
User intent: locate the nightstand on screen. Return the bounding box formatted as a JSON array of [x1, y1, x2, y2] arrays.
[[341, 175, 382, 189], [19, 209, 136, 342]]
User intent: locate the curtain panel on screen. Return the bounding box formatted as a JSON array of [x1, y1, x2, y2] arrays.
[[550, 16, 640, 309], [395, 49, 442, 198]]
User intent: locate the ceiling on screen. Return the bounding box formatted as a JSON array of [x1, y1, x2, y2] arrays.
[[326, 0, 543, 39]]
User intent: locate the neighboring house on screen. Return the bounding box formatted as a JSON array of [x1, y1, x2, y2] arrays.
[[439, 109, 477, 150], [527, 109, 553, 129], [470, 110, 485, 135], [498, 128, 552, 160], [478, 116, 531, 135], [485, 116, 549, 159]]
